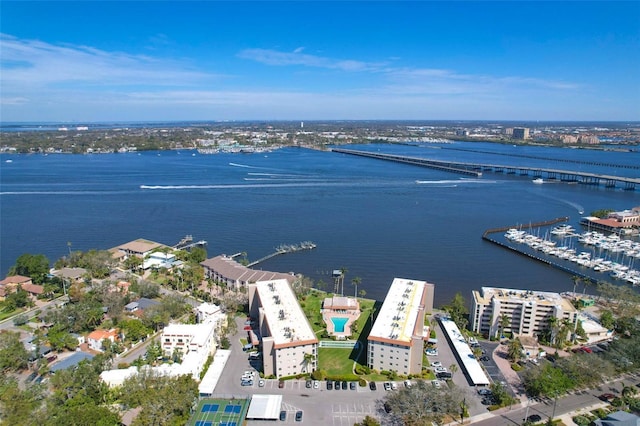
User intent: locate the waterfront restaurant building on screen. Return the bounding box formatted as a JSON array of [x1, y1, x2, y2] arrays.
[[471, 287, 578, 339], [248, 279, 318, 379], [367, 278, 435, 376]]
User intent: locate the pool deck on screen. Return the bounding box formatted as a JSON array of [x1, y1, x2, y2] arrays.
[[321, 296, 361, 338]]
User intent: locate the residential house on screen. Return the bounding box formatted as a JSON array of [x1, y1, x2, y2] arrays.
[[87, 329, 119, 352]]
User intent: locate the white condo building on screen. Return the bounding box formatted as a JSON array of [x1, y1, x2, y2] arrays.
[[471, 287, 578, 339], [248, 279, 318, 379], [161, 322, 217, 378], [367, 278, 435, 376]]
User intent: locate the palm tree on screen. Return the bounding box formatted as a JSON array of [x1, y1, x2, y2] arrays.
[[499, 314, 510, 339], [449, 363, 458, 377], [339, 267, 348, 296], [351, 276, 362, 299], [571, 275, 581, 296], [507, 338, 523, 362], [547, 316, 559, 346], [302, 352, 316, 373]]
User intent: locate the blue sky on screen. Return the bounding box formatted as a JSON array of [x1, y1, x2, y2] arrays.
[[1, 1, 639, 122]]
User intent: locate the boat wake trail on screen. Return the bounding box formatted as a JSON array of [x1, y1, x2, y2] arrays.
[[533, 193, 585, 215]]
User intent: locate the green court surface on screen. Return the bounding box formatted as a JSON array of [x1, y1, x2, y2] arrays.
[[189, 398, 249, 426]]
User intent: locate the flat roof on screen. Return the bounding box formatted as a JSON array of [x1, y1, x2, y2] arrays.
[[474, 287, 576, 313], [369, 278, 430, 345], [439, 317, 490, 386], [162, 322, 215, 347], [50, 352, 94, 372], [198, 349, 231, 395], [255, 279, 317, 347], [246, 394, 282, 420]]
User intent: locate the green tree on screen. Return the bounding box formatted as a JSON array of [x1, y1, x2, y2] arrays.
[[9, 253, 50, 284], [383, 379, 465, 425], [499, 313, 510, 339], [351, 276, 362, 299], [443, 292, 469, 331], [0, 330, 30, 372], [354, 416, 381, 426], [188, 246, 207, 263], [0, 376, 45, 425], [303, 352, 315, 373], [120, 319, 151, 343], [600, 310, 615, 330], [507, 338, 524, 362]]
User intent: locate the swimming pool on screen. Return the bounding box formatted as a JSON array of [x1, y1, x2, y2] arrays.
[[331, 317, 349, 333]]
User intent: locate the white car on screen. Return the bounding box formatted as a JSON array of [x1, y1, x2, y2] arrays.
[[258, 379, 265, 387], [404, 380, 412, 388], [434, 367, 447, 374], [313, 380, 319, 389], [425, 349, 438, 356], [430, 361, 442, 368], [391, 382, 398, 390], [383, 382, 392, 391], [431, 380, 441, 389]]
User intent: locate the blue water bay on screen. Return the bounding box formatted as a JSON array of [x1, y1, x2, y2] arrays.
[[1, 143, 638, 304]]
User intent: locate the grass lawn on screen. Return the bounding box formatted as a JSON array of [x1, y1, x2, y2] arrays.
[[0, 307, 25, 322], [318, 347, 356, 376]]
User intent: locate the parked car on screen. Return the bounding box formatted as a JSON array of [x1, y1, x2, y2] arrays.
[[295, 411, 303, 422], [436, 371, 452, 379], [350, 381, 356, 390], [334, 380, 340, 390], [383, 402, 392, 413], [278, 380, 285, 389], [279, 411, 287, 421], [598, 393, 616, 402], [341, 381, 348, 390], [241, 380, 253, 386], [430, 361, 442, 368], [434, 366, 447, 373], [259, 379, 265, 387], [391, 382, 398, 390], [480, 356, 490, 362], [327, 381, 333, 390], [431, 380, 441, 389], [477, 388, 492, 396], [369, 381, 377, 391], [313, 380, 319, 389], [305, 379, 312, 388], [404, 380, 412, 388], [383, 382, 392, 391]]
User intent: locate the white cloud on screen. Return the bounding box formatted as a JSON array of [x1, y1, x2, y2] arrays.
[[0, 33, 215, 89], [237, 48, 387, 72]]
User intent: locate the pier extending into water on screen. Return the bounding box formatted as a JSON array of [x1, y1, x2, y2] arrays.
[[173, 235, 208, 250], [247, 241, 316, 267], [332, 148, 640, 190]]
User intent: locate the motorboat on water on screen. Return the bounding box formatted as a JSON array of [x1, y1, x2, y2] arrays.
[[532, 178, 544, 184]]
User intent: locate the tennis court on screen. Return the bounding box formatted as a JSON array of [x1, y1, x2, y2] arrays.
[[189, 398, 249, 426]]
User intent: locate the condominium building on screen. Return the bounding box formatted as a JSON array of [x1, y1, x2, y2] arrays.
[[471, 287, 578, 339], [161, 322, 217, 379], [512, 127, 530, 140], [367, 278, 435, 376], [201, 255, 295, 291], [248, 279, 318, 379]]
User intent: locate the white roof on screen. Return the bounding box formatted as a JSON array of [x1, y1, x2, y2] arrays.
[[439, 317, 490, 386], [197, 302, 222, 315], [198, 350, 231, 395], [369, 278, 429, 344], [246, 394, 283, 420], [162, 322, 215, 347], [255, 279, 316, 345]]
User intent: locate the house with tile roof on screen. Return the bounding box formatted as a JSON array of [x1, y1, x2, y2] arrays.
[[87, 329, 119, 352]]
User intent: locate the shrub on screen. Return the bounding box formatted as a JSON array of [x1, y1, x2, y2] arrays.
[[572, 415, 591, 426], [511, 363, 523, 371], [311, 369, 327, 381], [358, 378, 367, 387]]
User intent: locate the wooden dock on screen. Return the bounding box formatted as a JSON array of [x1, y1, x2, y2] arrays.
[[247, 241, 316, 267]]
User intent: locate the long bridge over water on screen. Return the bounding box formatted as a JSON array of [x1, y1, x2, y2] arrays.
[[332, 148, 640, 191]]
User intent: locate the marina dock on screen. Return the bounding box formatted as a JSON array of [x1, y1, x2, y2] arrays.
[[483, 218, 640, 286], [247, 241, 316, 267]]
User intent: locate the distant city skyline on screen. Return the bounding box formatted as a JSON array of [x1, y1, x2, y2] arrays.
[[1, 1, 638, 122]]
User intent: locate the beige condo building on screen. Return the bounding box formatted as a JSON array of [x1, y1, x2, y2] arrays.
[[248, 279, 318, 379], [367, 278, 435, 376], [471, 287, 578, 339]]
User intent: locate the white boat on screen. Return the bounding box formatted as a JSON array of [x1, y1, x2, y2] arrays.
[[532, 178, 544, 184]]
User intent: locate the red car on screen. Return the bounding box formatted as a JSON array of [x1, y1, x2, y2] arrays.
[[598, 393, 616, 402]]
